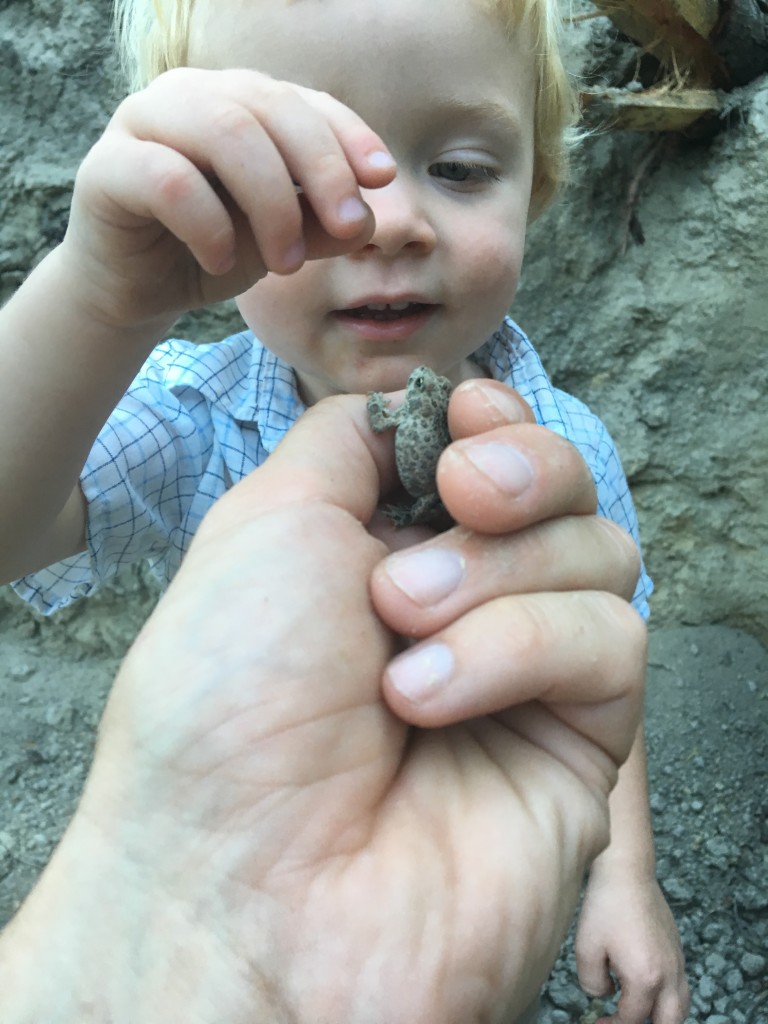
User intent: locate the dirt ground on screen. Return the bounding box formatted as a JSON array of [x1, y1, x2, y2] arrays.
[[1, 612, 766, 1022]]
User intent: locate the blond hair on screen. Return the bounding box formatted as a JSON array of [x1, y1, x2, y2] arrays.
[[113, 0, 578, 214]]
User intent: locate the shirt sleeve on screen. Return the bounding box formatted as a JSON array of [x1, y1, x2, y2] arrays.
[[12, 370, 217, 615], [576, 413, 653, 621]]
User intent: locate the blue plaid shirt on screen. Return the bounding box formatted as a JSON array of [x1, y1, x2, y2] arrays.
[[13, 317, 652, 617]]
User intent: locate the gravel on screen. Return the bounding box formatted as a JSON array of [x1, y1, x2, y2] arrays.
[[538, 627, 768, 1024]]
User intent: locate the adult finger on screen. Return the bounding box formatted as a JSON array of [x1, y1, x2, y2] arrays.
[[437, 422, 597, 534], [195, 394, 399, 540], [448, 378, 536, 436], [382, 588, 647, 763], [372, 515, 641, 637]]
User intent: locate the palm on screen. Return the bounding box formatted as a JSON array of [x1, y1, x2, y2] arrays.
[[238, 703, 603, 1024], [106, 504, 612, 1024]]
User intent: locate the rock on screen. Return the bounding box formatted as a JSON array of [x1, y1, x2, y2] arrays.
[[661, 876, 694, 904], [0, 831, 14, 882], [697, 974, 718, 1000], [739, 952, 766, 977], [545, 974, 588, 1013], [724, 968, 744, 993], [704, 952, 728, 978]]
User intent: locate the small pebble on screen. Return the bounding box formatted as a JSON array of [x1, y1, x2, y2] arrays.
[[704, 952, 728, 977], [661, 876, 694, 903], [739, 952, 766, 977], [698, 974, 717, 1000], [724, 967, 743, 992], [9, 663, 35, 680]]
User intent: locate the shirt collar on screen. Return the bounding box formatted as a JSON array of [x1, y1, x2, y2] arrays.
[[215, 319, 528, 454]]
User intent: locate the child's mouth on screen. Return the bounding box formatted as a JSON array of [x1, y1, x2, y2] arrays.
[[338, 302, 432, 322]]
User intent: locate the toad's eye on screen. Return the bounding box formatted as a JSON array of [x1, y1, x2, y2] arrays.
[[429, 161, 500, 184]]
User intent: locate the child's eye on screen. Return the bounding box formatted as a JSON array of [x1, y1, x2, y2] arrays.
[[429, 161, 501, 185]]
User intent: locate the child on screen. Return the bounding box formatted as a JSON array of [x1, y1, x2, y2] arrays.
[[0, 0, 687, 1019]]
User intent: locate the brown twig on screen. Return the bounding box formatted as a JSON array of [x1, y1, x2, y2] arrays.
[[619, 135, 666, 255]]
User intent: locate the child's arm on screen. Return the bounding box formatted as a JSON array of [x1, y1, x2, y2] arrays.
[[0, 248, 169, 581], [0, 69, 395, 584], [575, 725, 690, 1024]]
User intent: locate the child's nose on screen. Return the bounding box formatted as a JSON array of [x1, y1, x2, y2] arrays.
[[355, 178, 436, 257]]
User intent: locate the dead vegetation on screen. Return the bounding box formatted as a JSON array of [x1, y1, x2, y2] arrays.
[[578, 0, 768, 131]]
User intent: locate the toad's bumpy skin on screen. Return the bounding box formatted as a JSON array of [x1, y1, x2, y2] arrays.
[[367, 366, 453, 526]]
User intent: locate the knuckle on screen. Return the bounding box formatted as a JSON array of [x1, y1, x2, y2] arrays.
[[155, 65, 198, 89], [512, 519, 558, 576], [151, 160, 197, 205], [258, 78, 303, 122], [210, 104, 257, 146], [512, 593, 560, 662], [595, 516, 642, 592], [112, 88, 144, 125], [594, 591, 648, 688], [315, 147, 352, 183]]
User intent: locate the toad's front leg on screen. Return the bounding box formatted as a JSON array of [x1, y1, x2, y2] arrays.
[[367, 391, 400, 433]]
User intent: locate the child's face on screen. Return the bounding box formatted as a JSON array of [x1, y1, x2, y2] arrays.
[[192, 0, 535, 402]]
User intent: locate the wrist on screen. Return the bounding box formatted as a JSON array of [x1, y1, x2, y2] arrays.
[[588, 840, 657, 886], [44, 242, 178, 346], [0, 802, 285, 1024]]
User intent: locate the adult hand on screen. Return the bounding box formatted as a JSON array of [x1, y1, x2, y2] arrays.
[[0, 382, 646, 1024]]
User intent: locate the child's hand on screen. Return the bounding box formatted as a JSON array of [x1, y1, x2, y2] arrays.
[[575, 867, 689, 1024], [64, 68, 395, 330]]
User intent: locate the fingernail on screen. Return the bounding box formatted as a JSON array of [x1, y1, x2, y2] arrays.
[[283, 239, 306, 269], [387, 643, 454, 703], [463, 380, 525, 425], [384, 548, 465, 607], [338, 196, 369, 223], [367, 150, 396, 170], [463, 441, 533, 495]]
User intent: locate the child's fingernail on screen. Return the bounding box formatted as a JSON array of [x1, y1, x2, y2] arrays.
[[463, 441, 533, 495], [387, 643, 454, 703], [283, 239, 305, 269], [338, 195, 369, 223], [384, 548, 465, 607], [367, 150, 396, 170]]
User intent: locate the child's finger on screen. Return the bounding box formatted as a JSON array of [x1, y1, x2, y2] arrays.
[[77, 136, 239, 277], [251, 81, 394, 241], [290, 80, 397, 185], [116, 75, 306, 275], [117, 69, 393, 266]]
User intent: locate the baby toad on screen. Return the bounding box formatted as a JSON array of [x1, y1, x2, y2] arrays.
[[367, 366, 453, 526]]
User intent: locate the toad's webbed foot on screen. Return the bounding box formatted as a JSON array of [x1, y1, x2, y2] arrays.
[[381, 493, 448, 528]]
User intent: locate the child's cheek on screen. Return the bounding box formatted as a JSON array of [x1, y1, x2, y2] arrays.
[[461, 226, 525, 306]]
